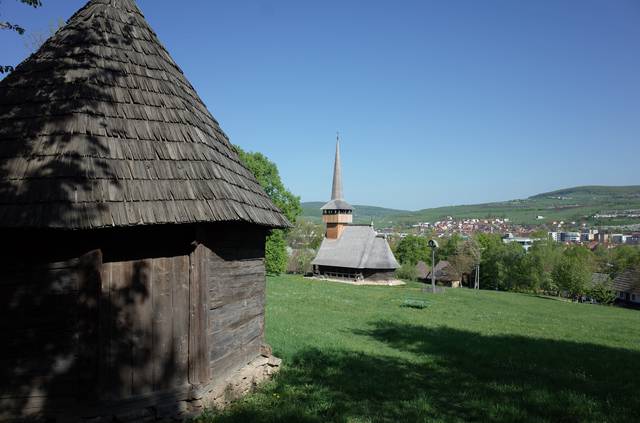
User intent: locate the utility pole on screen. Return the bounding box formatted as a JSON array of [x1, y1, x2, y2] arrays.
[[428, 239, 439, 293], [431, 248, 436, 292], [475, 246, 484, 290]]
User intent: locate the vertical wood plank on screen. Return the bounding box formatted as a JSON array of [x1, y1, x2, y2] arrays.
[[198, 246, 211, 384], [188, 244, 210, 386], [98, 261, 114, 400], [131, 259, 153, 396], [117, 261, 133, 399], [77, 249, 102, 401], [173, 255, 189, 387], [152, 256, 172, 391]]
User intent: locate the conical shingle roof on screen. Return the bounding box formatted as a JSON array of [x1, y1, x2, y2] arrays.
[[321, 138, 352, 211], [0, 0, 289, 229]]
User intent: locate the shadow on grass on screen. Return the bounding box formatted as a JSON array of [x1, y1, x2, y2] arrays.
[[205, 322, 639, 423]]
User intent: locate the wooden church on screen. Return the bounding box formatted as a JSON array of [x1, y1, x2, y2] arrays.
[[0, 0, 288, 420], [311, 140, 400, 283]]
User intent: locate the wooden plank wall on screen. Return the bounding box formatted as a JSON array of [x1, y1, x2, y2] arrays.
[[0, 223, 267, 419], [99, 255, 190, 400], [0, 251, 101, 416], [206, 231, 267, 381], [189, 244, 210, 386]]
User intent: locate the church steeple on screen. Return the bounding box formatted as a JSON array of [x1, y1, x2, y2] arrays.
[[331, 134, 344, 200], [321, 134, 353, 239]]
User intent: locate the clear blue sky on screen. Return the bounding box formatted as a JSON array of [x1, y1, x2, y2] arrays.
[[2, 0, 639, 210]]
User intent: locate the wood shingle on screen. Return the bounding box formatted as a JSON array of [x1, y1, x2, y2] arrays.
[[0, 0, 289, 230]]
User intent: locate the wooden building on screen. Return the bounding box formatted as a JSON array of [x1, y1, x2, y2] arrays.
[[311, 140, 399, 283], [613, 266, 640, 307], [423, 261, 462, 288], [415, 261, 431, 280], [0, 0, 288, 420]]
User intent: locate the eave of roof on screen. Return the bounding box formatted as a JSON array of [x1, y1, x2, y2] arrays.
[[321, 199, 353, 211]]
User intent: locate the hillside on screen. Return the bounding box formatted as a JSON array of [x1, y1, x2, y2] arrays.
[[203, 275, 640, 422], [301, 185, 640, 226], [531, 185, 640, 200], [301, 201, 410, 224]]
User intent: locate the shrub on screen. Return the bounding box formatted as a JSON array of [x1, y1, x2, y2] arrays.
[[287, 249, 315, 275], [265, 230, 287, 275], [588, 278, 616, 304], [395, 236, 430, 265], [396, 262, 418, 281]]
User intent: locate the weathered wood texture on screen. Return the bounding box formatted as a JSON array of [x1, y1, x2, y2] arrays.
[[0, 0, 290, 231], [202, 225, 268, 381], [0, 222, 269, 420], [99, 255, 190, 401], [189, 244, 211, 386]]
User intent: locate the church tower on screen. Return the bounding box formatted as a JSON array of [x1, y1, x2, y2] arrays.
[[321, 136, 353, 239]]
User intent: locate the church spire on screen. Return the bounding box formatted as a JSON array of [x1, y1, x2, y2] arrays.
[[331, 133, 344, 200], [321, 133, 353, 239]]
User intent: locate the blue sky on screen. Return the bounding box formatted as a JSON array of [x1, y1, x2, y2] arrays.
[[2, 0, 639, 210]]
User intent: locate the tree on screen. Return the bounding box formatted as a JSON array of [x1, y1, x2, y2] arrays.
[[448, 239, 481, 284], [475, 233, 508, 290], [588, 276, 616, 304], [1, 0, 44, 73], [265, 229, 288, 275], [395, 262, 418, 282], [394, 235, 430, 266], [287, 219, 323, 250], [285, 219, 323, 275], [553, 252, 591, 298], [501, 242, 528, 291], [534, 241, 561, 293], [288, 248, 315, 275], [235, 148, 301, 223], [438, 233, 462, 261], [235, 146, 301, 274], [527, 239, 563, 293], [608, 245, 640, 279]]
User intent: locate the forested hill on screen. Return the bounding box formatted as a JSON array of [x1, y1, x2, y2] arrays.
[[301, 185, 640, 226], [301, 202, 410, 223]]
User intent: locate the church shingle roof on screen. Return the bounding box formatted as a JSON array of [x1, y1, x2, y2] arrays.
[[311, 225, 399, 270]]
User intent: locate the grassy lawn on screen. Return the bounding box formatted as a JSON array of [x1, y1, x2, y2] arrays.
[[200, 275, 640, 423]]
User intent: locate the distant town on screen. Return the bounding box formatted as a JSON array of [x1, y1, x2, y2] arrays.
[[378, 216, 640, 252]]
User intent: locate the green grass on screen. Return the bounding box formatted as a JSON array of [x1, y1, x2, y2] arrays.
[[200, 275, 640, 423]]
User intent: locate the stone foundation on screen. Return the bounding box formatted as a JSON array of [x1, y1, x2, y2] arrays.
[[12, 348, 282, 423], [151, 349, 282, 421]]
